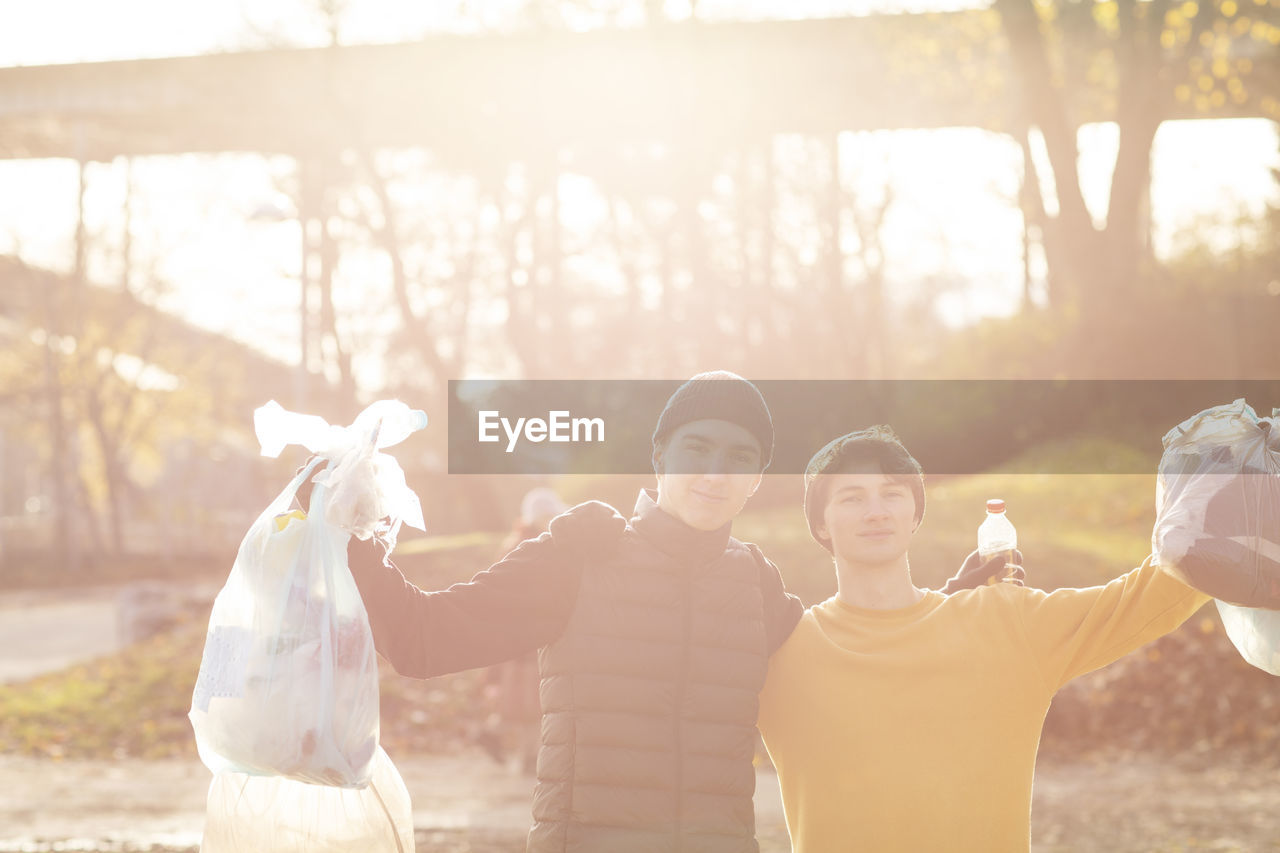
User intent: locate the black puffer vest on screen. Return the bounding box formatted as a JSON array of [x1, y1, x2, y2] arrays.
[[529, 490, 770, 853]]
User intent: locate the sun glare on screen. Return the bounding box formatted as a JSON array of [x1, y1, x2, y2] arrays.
[[1, 0, 1276, 372]]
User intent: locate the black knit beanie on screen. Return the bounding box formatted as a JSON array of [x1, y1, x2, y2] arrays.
[[651, 371, 774, 471]]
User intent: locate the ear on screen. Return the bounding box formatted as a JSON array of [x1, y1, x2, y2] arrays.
[[746, 472, 763, 498], [815, 522, 828, 540], [651, 446, 665, 476]]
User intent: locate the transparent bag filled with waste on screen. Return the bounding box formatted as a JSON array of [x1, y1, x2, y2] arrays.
[[1216, 601, 1280, 676], [201, 745, 415, 853], [189, 399, 427, 786], [1153, 398, 1280, 674]]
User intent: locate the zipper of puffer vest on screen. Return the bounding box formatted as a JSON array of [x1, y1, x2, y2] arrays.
[[675, 562, 694, 851]]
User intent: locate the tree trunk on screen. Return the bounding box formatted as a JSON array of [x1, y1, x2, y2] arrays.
[[357, 149, 452, 390], [40, 280, 76, 573], [121, 157, 133, 293], [317, 207, 357, 410], [607, 194, 641, 372], [821, 135, 849, 373], [1101, 0, 1166, 307], [85, 392, 125, 557], [501, 169, 539, 378], [994, 0, 1102, 309]]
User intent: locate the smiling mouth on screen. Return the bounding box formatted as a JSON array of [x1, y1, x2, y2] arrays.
[[692, 491, 727, 502], [859, 530, 895, 538]]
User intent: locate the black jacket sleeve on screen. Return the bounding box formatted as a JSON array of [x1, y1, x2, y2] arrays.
[[746, 543, 805, 655], [347, 500, 627, 678]]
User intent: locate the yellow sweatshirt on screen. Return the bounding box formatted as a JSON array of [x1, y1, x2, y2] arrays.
[[756, 557, 1210, 853]]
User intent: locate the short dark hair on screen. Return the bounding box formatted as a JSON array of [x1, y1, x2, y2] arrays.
[[802, 425, 925, 552]]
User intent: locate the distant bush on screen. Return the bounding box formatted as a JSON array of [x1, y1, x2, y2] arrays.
[[1042, 610, 1280, 767]]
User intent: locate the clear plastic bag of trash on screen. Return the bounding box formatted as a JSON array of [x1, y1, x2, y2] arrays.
[[189, 400, 427, 786], [1216, 601, 1280, 676], [254, 399, 427, 550], [201, 745, 415, 853], [1152, 398, 1280, 675]]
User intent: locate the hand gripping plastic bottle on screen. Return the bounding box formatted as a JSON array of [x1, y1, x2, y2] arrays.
[[978, 499, 1017, 585]]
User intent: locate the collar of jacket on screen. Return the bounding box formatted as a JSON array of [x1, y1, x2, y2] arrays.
[[630, 488, 733, 567]]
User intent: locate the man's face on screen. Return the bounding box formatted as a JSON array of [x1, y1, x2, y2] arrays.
[[655, 419, 763, 531], [816, 469, 917, 568]]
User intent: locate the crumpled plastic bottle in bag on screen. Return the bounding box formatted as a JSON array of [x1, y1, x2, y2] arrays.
[[1152, 398, 1280, 675], [190, 399, 426, 850], [201, 745, 415, 853]]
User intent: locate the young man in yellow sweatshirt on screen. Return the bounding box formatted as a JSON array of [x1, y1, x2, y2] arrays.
[[756, 426, 1212, 853]]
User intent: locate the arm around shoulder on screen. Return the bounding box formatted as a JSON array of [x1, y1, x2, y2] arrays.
[[745, 544, 804, 655]]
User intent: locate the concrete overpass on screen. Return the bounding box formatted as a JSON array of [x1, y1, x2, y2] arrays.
[[1, 14, 1272, 164]]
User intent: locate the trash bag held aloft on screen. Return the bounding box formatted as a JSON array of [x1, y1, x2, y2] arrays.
[[189, 400, 427, 786], [201, 745, 415, 853], [1153, 398, 1280, 609], [254, 399, 428, 552]]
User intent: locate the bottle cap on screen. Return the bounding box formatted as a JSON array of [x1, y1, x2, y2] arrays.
[[986, 499, 1006, 513]]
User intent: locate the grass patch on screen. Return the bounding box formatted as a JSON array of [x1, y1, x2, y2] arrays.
[[0, 613, 208, 760], [0, 536, 508, 762]]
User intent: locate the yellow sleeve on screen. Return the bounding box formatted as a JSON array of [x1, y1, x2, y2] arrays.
[[757, 616, 813, 751], [757, 637, 790, 743], [1017, 556, 1211, 690]]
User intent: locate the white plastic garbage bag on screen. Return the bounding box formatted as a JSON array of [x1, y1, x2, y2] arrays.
[[201, 745, 415, 853], [1152, 398, 1280, 675], [1216, 601, 1280, 676], [254, 399, 427, 550], [1153, 399, 1280, 607], [190, 399, 427, 786]]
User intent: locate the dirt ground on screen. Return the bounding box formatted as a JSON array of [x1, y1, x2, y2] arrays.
[[3, 585, 1278, 851], [3, 752, 1279, 852]]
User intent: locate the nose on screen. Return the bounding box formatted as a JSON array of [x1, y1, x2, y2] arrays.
[[863, 497, 891, 520], [703, 451, 731, 478]]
